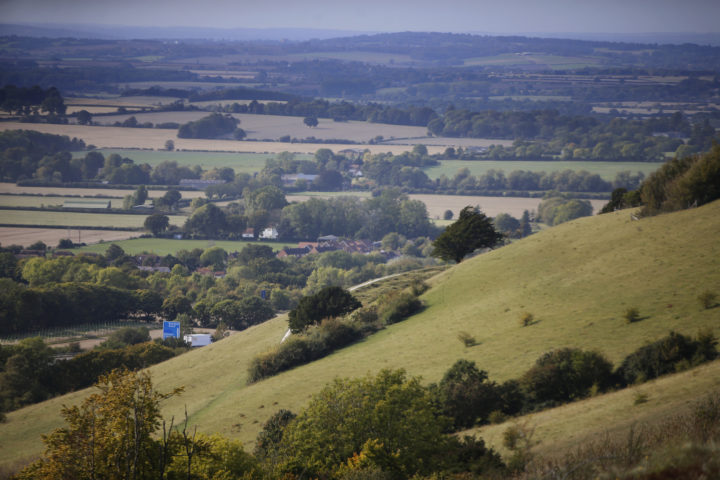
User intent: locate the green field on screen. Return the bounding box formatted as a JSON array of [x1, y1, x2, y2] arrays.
[[73, 238, 297, 256], [424, 160, 662, 180], [0, 195, 123, 209], [84, 149, 310, 174], [0, 210, 186, 228], [3, 199, 718, 467]]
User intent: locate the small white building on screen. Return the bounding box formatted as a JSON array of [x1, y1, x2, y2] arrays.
[[260, 226, 279, 240], [183, 334, 212, 347]]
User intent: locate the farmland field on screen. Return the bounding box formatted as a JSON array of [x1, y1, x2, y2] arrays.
[[0, 210, 186, 228], [0, 183, 206, 199], [424, 159, 662, 180], [88, 112, 433, 143], [73, 238, 296, 256], [0, 227, 140, 248], [0, 122, 446, 154], [0, 195, 124, 209]]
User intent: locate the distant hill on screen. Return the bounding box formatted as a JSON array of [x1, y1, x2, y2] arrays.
[[2, 200, 719, 467]]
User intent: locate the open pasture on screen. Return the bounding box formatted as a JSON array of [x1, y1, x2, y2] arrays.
[[424, 159, 662, 180], [382, 136, 514, 148], [0, 210, 186, 229], [73, 237, 296, 256], [0, 122, 445, 154], [0, 227, 140, 248], [0, 183, 205, 199]]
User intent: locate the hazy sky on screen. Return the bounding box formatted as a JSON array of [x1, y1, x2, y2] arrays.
[[2, 0, 720, 35]]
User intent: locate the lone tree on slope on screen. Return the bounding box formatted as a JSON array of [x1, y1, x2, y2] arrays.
[[431, 206, 502, 263]]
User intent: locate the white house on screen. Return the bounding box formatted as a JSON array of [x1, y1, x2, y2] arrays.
[[260, 226, 279, 240]]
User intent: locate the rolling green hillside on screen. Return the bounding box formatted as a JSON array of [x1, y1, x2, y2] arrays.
[[2, 200, 719, 468]]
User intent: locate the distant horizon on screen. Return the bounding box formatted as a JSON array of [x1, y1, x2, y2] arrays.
[[2, 22, 720, 46]]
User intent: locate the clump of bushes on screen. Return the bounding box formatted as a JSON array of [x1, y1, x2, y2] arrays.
[[616, 330, 717, 385], [248, 318, 363, 383], [377, 291, 423, 324]]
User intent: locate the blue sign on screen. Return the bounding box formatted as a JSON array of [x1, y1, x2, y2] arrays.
[[163, 321, 180, 340]]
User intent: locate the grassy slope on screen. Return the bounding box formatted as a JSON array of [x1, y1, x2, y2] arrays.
[[2, 200, 719, 466]]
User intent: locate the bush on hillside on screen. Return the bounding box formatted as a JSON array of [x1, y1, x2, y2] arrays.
[[616, 331, 718, 386], [247, 319, 364, 383], [377, 291, 423, 324], [520, 348, 614, 407], [288, 286, 361, 333]]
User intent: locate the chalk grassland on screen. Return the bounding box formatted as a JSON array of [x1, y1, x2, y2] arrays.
[[0, 122, 446, 155], [0, 227, 140, 248], [0, 183, 206, 199], [0, 210, 186, 228], [424, 160, 662, 180], [2, 200, 718, 466], [73, 238, 297, 256], [0, 195, 124, 209]]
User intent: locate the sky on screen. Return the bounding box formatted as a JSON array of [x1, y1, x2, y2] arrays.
[[1, 0, 720, 36]]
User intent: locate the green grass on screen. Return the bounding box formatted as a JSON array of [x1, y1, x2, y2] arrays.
[[0, 195, 124, 209], [83, 150, 311, 174], [2, 200, 719, 467], [424, 160, 662, 181], [73, 238, 297, 256], [0, 210, 186, 228]]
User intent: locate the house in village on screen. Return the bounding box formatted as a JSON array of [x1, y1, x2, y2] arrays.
[[241, 228, 255, 239], [259, 226, 279, 240]]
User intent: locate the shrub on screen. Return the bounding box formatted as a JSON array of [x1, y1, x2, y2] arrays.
[[520, 348, 614, 406], [377, 291, 423, 324], [248, 320, 363, 383], [458, 331, 477, 347], [616, 331, 718, 386], [698, 290, 718, 309], [519, 312, 534, 327], [624, 307, 641, 323]]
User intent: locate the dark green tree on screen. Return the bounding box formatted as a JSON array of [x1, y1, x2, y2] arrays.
[[144, 214, 170, 236], [431, 206, 502, 263], [288, 286, 361, 333], [184, 203, 227, 237], [435, 359, 500, 429], [303, 116, 319, 127]]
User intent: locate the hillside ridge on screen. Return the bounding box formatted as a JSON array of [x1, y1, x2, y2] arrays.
[[1, 200, 718, 465]]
